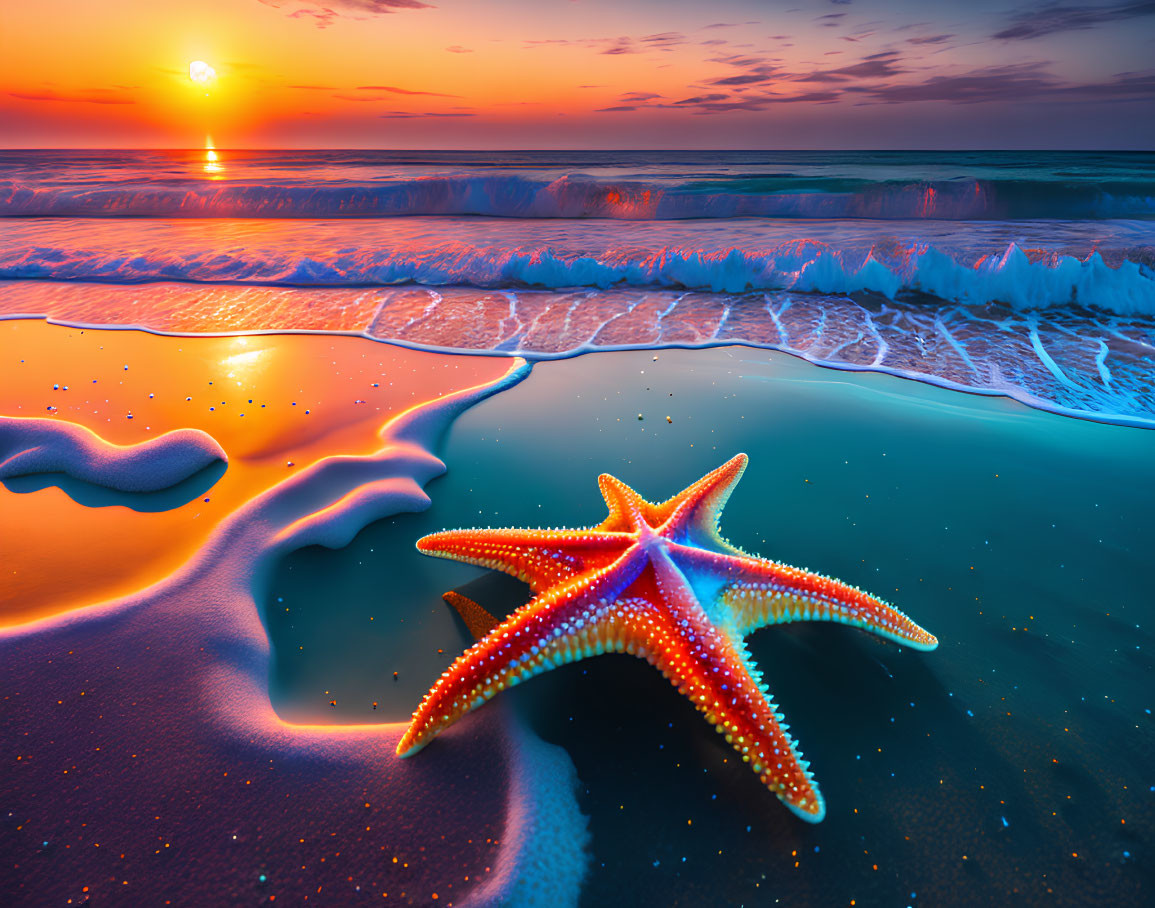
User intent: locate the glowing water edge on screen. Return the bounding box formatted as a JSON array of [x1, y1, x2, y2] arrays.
[[5, 320, 1148, 905]]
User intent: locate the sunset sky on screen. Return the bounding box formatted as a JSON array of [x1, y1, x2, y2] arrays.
[[2, 0, 1153, 148]]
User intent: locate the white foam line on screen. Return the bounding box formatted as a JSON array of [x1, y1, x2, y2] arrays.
[[765, 294, 790, 345], [560, 293, 581, 339], [1095, 339, 1113, 387], [712, 301, 733, 342], [863, 307, 889, 368], [1027, 315, 1083, 392], [654, 291, 686, 341], [3, 313, 1152, 429]]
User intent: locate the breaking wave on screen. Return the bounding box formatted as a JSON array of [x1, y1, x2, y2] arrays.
[[3, 235, 1153, 315], [3, 174, 1154, 220]]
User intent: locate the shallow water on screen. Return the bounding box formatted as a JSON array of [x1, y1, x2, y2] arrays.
[[269, 345, 1154, 906]]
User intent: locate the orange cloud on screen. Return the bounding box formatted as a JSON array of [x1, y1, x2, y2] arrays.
[[9, 89, 135, 105]]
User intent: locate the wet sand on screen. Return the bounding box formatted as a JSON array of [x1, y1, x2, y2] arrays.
[[0, 319, 513, 624]]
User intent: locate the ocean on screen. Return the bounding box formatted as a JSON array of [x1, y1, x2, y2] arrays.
[[1, 150, 1153, 906], [1, 149, 1154, 424]]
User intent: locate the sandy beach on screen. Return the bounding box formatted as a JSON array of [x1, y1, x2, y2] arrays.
[[3, 319, 1152, 905]]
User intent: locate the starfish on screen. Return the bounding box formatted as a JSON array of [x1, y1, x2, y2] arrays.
[[398, 454, 938, 822]]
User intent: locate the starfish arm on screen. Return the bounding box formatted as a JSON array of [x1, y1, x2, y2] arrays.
[[670, 544, 939, 651], [596, 473, 665, 532], [397, 545, 650, 757], [596, 453, 748, 539], [417, 527, 632, 594], [656, 453, 749, 548], [642, 548, 826, 821]]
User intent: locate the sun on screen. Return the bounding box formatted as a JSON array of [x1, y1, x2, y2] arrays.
[[189, 61, 217, 87]]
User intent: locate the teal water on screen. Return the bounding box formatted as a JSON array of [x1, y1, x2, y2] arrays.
[[268, 346, 1154, 906]]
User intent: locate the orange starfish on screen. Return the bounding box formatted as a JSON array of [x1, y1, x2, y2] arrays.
[[398, 454, 938, 821]]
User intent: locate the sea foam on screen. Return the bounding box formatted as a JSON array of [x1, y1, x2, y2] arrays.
[[2, 235, 1153, 315], [0, 417, 226, 492]]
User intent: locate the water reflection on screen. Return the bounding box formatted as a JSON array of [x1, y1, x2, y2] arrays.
[[203, 137, 223, 176]]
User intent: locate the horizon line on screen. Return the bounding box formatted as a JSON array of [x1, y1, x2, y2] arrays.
[[3, 146, 1153, 153]]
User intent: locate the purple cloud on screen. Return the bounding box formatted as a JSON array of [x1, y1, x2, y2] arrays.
[[288, 8, 336, 27], [260, 0, 432, 29], [709, 73, 775, 86], [855, 63, 1155, 105], [907, 34, 954, 45], [524, 32, 691, 56], [601, 40, 637, 55], [333, 0, 430, 8], [710, 54, 768, 67], [994, 1, 1155, 40], [379, 110, 475, 118], [674, 90, 843, 114], [355, 84, 459, 97], [640, 32, 687, 49], [798, 50, 906, 82], [672, 93, 729, 105], [862, 64, 1058, 103], [1070, 68, 1155, 96]]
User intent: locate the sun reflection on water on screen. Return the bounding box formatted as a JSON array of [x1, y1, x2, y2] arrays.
[[203, 137, 223, 177]]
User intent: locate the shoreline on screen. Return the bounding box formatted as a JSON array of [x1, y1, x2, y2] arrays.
[[3, 305, 1153, 430]]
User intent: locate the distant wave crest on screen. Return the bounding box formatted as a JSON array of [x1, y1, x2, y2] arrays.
[[3, 174, 1154, 220]]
